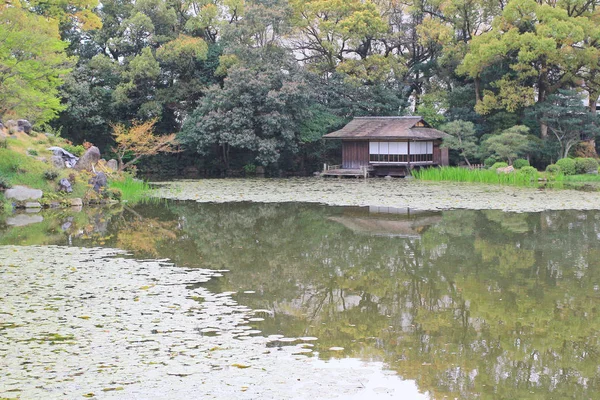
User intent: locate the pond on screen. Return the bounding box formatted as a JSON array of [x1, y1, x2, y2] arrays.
[[2, 188, 600, 398]]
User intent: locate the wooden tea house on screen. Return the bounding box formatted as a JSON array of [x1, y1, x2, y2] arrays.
[[322, 116, 449, 177]]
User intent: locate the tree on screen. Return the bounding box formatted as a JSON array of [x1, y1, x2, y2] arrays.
[[112, 119, 179, 171], [179, 51, 314, 169], [529, 90, 600, 159], [483, 125, 530, 164], [441, 120, 478, 167], [458, 0, 593, 137], [0, 6, 74, 123]]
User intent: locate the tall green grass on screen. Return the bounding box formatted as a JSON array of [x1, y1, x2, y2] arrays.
[[109, 175, 154, 204], [413, 167, 538, 186]]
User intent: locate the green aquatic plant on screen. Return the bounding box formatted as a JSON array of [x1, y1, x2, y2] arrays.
[[413, 166, 537, 186]]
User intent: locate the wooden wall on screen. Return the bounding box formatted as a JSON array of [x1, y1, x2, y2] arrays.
[[342, 141, 369, 169]]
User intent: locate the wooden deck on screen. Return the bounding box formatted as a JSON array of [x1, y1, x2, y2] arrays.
[[321, 168, 370, 178]]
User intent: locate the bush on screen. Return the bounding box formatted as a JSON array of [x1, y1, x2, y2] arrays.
[[0, 139, 6, 149], [43, 170, 59, 180], [106, 188, 122, 201], [491, 162, 508, 170], [556, 158, 576, 175], [513, 159, 530, 169], [546, 164, 560, 174], [63, 144, 85, 157], [483, 156, 497, 168], [0, 175, 11, 190], [27, 149, 38, 156], [518, 166, 538, 180], [574, 157, 599, 174]]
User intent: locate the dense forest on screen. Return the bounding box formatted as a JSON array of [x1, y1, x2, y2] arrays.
[[3, 0, 600, 176]]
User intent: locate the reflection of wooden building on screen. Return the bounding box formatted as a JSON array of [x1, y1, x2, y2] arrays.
[[330, 207, 442, 238], [322, 117, 449, 177]]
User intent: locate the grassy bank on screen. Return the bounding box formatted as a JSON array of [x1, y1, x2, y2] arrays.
[[0, 131, 153, 212], [412, 167, 539, 186]]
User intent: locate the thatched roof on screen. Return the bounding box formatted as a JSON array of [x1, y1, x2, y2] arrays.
[[323, 117, 449, 140]]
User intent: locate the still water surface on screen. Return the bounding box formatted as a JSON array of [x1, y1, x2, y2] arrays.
[[1, 201, 600, 398]]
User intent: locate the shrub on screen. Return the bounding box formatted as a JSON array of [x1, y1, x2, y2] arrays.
[[484, 156, 497, 168], [43, 170, 59, 180], [512, 159, 530, 169], [243, 164, 256, 175], [574, 157, 599, 174], [491, 162, 508, 170], [106, 188, 122, 201], [546, 164, 560, 174], [0, 175, 11, 190], [0, 139, 7, 149], [63, 144, 85, 157], [518, 166, 538, 180], [27, 149, 38, 156], [556, 158, 576, 175]]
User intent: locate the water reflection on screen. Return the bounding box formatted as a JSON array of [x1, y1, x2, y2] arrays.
[[2, 202, 600, 398]]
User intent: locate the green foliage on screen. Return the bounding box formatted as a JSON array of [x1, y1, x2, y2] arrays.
[[441, 120, 479, 166], [0, 7, 74, 123], [483, 156, 497, 168], [27, 149, 39, 156], [0, 175, 12, 190], [63, 144, 86, 157], [43, 170, 59, 181], [109, 174, 152, 204], [491, 162, 508, 170], [242, 164, 256, 175], [556, 158, 577, 176], [413, 166, 538, 186], [574, 158, 599, 174], [518, 166, 538, 180], [483, 126, 530, 164], [512, 159, 530, 169], [0, 139, 7, 149], [546, 164, 560, 175]]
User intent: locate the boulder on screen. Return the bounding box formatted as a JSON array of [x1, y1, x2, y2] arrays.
[[17, 119, 32, 134], [88, 172, 107, 193], [107, 159, 119, 171], [58, 178, 73, 193], [51, 155, 65, 169], [6, 214, 44, 227], [48, 146, 79, 168], [70, 198, 83, 207], [4, 120, 17, 129], [24, 202, 41, 209], [4, 185, 43, 201], [496, 166, 515, 174], [75, 146, 101, 171]]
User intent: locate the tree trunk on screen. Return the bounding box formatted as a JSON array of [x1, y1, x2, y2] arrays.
[[474, 77, 481, 105]]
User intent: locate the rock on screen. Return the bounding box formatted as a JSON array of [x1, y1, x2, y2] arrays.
[[497, 166, 515, 174], [51, 155, 65, 169], [48, 146, 79, 168], [107, 159, 118, 171], [24, 202, 41, 209], [58, 178, 73, 193], [6, 214, 44, 227], [17, 119, 32, 134], [4, 120, 17, 129], [49, 202, 61, 208], [75, 146, 101, 171], [70, 198, 83, 207], [5, 185, 43, 201], [88, 172, 107, 193]]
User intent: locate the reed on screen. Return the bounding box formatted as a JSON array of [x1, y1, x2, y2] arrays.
[[412, 167, 538, 186], [109, 175, 154, 204]]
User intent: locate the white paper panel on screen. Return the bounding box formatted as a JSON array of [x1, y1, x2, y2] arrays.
[[389, 142, 400, 154], [399, 142, 408, 154], [379, 142, 389, 154], [427, 141, 433, 154], [369, 142, 379, 154]]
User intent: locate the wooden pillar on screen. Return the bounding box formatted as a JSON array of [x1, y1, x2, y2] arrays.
[[407, 141, 411, 176]]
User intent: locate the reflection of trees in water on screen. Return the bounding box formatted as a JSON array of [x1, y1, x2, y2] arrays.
[[5, 202, 600, 398], [149, 203, 600, 399]]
